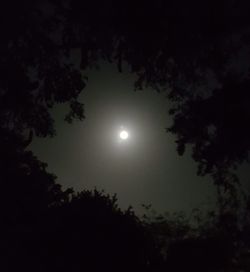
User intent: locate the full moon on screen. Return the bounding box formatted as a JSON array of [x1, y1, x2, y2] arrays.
[[119, 130, 129, 140]]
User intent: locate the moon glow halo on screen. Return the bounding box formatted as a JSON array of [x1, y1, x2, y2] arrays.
[[119, 130, 129, 140]]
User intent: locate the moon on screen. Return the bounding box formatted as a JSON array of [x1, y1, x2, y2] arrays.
[[119, 130, 129, 140]]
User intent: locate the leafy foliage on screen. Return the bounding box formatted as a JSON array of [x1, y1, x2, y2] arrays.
[[0, 1, 86, 141], [2, 0, 250, 183], [142, 204, 250, 271], [1, 1, 250, 271], [50, 0, 250, 187]]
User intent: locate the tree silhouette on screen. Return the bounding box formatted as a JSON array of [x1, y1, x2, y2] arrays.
[[0, 1, 85, 140], [0, 0, 85, 231], [1, 1, 250, 271], [142, 205, 250, 271], [2, 0, 250, 182], [51, 0, 250, 184], [2, 189, 163, 272]]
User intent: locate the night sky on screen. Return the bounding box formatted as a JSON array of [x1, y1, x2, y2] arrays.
[[28, 55, 250, 215], [29, 61, 219, 214]]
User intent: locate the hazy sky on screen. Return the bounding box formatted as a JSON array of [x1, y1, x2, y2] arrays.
[[30, 62, 248, 215]]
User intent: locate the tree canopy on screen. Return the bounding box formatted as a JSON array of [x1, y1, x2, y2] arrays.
[[2, 0, 250, 184], [1, 1, 250, 271]]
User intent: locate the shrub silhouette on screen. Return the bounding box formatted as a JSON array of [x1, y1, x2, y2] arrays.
[[2, 189, 163, 272]]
